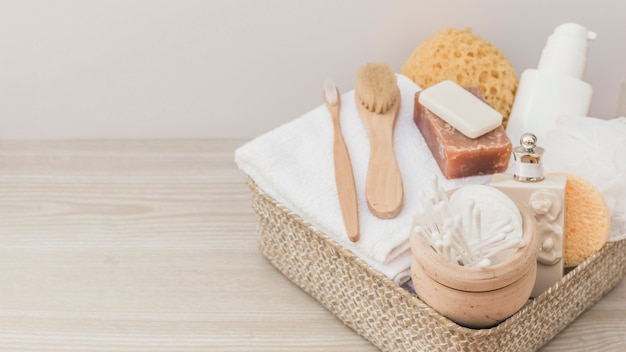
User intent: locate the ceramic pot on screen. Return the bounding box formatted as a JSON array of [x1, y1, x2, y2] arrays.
[[410, 203, 539, 329]]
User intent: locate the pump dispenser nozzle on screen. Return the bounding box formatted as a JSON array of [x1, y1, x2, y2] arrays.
[[538, 23, 597, 78]]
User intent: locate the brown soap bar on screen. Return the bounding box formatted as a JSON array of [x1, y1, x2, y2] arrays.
[[414, 87, 512, 179]]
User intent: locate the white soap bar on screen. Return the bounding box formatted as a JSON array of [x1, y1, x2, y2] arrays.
[[419, 80, 503, 139]]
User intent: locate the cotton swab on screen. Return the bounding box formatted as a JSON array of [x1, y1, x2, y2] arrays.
[[481, 239, 526, 259], [412, 174, 524, 268], [472, 206, 481, 243]]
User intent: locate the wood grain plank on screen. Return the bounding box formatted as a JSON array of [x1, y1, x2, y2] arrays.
[[0, 139, 374, 352]]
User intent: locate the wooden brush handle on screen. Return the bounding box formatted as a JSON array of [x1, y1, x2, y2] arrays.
[[329, 106, 360, 242], [356, 93, 404, 219], [364, 118, 404, 219]]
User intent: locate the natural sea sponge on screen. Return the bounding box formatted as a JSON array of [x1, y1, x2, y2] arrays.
[[402, 28, 518, 126], [550, 173, 610, 267]]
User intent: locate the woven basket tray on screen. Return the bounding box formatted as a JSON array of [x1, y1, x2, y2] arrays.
[[247, 177, 626, 352]]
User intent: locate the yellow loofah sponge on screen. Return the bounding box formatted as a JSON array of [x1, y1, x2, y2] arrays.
[[551, 173, 611, 267], [401, 28, 518, 126]]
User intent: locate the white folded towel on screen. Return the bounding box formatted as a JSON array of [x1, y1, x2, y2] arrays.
[[235, 74, 489, 284]]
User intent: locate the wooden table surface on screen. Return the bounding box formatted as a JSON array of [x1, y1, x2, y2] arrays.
[[0, 139, 623, 351]]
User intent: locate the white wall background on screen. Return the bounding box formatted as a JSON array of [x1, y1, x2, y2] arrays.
[[0, 0, 625, 140]]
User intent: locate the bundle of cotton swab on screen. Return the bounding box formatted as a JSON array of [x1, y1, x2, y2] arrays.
[[412, 175, 525, 267]]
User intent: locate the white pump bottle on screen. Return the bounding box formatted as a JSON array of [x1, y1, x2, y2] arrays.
[[505, 23, 596, 142]]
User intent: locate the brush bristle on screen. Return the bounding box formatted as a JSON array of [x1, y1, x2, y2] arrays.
[[324, 78, 338, 106], [355, 63, 398, 114]]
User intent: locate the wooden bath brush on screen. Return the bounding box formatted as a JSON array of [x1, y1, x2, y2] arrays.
[[355, 63, 404, 219]]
